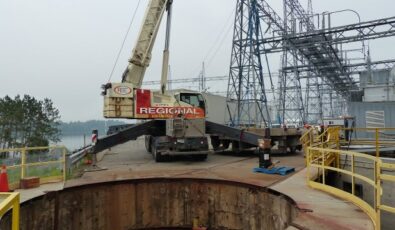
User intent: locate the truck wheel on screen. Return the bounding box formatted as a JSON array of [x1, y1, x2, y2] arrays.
[[231, 141, 240, 153], [296, 145, 302, 151], [194, 154, 207, 161], [145, 136, 152, 153], [211, 136, 220, 151], [222, 140, 230, 150], [289, 146, 297, 154], [153, 145, 164, 162]]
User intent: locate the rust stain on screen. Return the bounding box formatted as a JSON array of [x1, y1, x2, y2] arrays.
[[1, 178, 299, 230]]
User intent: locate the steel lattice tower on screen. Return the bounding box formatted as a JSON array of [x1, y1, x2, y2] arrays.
[[226, 0, 270, 128], [278, 0, 306, 125], [305, 0, 323, 124], [304, 0, 323, 123], [305, 71, 323, 123]]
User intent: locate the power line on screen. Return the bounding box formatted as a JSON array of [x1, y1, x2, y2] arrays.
[[187, 6, 236, 77]]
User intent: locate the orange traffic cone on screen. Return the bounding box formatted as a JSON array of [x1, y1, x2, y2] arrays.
[[0, 165, 10, 192]]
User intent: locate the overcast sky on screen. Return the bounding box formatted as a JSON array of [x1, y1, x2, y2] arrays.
[[1, 0, 394, 122]]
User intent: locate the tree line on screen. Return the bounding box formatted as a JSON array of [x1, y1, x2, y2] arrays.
[[0, 95, 61, 149], [60, 120, 127, 136]]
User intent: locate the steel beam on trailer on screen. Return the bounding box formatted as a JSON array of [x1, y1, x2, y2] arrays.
[[206, 121, 262, 146], [93, 120, 164, 153], [93, 119, 270, 154]]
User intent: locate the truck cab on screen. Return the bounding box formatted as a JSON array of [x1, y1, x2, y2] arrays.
[[144, 90, 209, 162]]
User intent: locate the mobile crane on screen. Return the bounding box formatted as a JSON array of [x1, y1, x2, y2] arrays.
[[101, 0, 209, 161], [95, 0, 303, 161]]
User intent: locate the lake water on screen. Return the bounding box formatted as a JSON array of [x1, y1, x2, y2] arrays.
[[56, 135, 90, 151]]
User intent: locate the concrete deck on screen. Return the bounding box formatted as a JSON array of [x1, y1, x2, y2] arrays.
[[273, 169, 374, 230], [17, 138, 374, 229], [66, 139, 305, 188]]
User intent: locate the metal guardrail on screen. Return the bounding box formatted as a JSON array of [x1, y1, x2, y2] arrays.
[[0, 146, 67, 190], [66, 145, 93, 176], [68, 145, 93, 165], [0, 192, 20, 230], [304, 127, 395, 230]]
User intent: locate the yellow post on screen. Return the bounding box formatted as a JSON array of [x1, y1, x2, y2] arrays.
[[306, 148, 310, 184], [12, 193, 20, 230], [336, 128, 341, 168], [374, 129, 381, 230], [21, 148, 26, 179], [375, 129, 380, 158], [192, 217, 199, 228], [322, 150, 325, 185], [351, 155, 355, 195], [375, 160, 381, 230]]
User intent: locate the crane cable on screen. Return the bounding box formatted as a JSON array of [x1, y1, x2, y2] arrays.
[[107, 0, 142, 83], [187, 6, 236, 78]]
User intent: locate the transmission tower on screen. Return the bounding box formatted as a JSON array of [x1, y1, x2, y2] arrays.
[[305, 70, 323, 123], [199, 62, 206, 92], [278, 0, 306, 126], [307, 0, 313, 15], [304, 0, 323, 123], [226, 0, 271, 128]]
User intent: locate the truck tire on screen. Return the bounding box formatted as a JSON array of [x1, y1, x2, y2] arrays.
[[222, 140, 230, 150], [296, 145, 302, 151], [231, 141, 240, 153], [152, 145, 165, 162], [145, 136, 152, 153], [211, 136, 220, 151], [289, 146, 297, 154]]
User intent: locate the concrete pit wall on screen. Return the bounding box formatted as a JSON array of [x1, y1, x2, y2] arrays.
[[1, 178, 298, 230]]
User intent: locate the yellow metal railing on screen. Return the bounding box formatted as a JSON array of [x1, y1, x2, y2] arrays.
[[300, 126, 341, 149], [0, 192, 20, 230], [305, 127, 395, 230], [305, 127, 395, 157], [0, 146, 67, 190], [300, 127, 315, 150], [338, 128, 395, 158]]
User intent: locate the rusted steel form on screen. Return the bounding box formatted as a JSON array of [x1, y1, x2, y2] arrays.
[[0, 178, 298, 230]]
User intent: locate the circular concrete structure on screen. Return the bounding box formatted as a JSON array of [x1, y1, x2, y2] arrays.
[[1, 178, 298, 230]]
